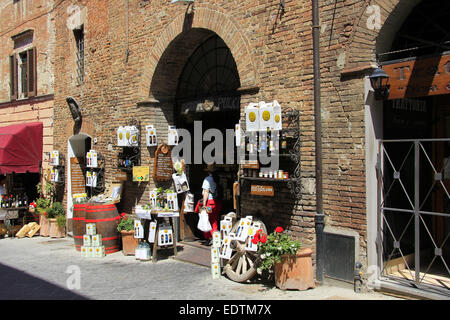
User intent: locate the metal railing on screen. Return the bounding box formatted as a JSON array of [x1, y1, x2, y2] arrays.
[[377, 139, 450, 295]]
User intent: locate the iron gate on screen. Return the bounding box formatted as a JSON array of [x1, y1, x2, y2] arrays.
[[377, 139, 450, 296]]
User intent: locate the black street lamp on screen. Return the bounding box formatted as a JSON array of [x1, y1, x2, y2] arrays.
[[369, 66, 390, 100]]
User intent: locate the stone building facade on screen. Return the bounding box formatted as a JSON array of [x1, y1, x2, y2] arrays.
[[51, 0, 449, 296]]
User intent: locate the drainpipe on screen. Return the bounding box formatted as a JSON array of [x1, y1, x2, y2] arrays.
[[312, 0, 325, 284]]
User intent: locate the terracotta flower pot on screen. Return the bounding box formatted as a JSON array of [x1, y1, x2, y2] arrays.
[[39, 215, 50, 237], [274, 248, 315, 291], [49, 218, 65, 238], [121, 230, 138, 256]]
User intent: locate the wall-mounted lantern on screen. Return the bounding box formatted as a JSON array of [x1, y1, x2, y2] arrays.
[[369, 67, 390, 100]]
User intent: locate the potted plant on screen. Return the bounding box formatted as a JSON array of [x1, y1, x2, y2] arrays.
[[256, 227, 315, 291], [35, 197, 51, 237], [117, 215, 138, 255], [48, 202, 66, 238]]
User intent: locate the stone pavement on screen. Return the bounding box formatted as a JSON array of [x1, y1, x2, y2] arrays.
[[0, 236, 402, 300]]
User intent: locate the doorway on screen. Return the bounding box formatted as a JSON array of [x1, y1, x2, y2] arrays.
[[174, 34, 241, 242], [67, 134, 91, 227]]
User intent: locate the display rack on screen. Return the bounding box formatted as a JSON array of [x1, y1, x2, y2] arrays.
[[239, 106, 301, 199], [49, 151, 65, 184], [84, 152, 106, 196], [115, 119, 141, 172]]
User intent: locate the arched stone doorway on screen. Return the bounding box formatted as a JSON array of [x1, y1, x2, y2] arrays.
[[146, 27, 243, 242]]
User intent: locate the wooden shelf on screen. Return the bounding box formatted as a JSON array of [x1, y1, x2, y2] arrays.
[[240, 176, 296, 182]]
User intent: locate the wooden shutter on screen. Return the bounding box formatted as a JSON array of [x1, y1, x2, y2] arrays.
[[9, 54, 18, 100], [27, 47, 37, 97]]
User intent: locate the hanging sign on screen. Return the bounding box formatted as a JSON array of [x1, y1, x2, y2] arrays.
[[382, 53, 450, 100], [153, 144, 173, 181], [250, 185, 274, 197], [133, 166, 150, 182]]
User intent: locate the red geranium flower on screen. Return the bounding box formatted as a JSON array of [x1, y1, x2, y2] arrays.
[[44, 212, 47, 216], [259, 235, 267, 243], [251, 237, 259, 245], [275, 227, 284, 233]]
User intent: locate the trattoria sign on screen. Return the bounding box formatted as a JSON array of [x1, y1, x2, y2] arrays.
[[382, 53, 450, 100]]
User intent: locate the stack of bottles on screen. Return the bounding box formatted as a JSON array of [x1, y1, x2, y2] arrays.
[[0, 193, 28, 208], [81, 223, 106, 258]]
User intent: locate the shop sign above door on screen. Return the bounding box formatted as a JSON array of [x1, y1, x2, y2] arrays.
[[382, 53, 450, 100]]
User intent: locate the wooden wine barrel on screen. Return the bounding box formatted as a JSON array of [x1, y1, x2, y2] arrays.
[[73, 203, 87, 251], [85, 203, 124, 255]]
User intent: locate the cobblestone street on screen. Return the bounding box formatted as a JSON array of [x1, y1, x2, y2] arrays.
[[0, 237, 402, 300]]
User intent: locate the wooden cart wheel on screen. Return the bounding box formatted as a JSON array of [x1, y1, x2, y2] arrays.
[[223, 218, 267, 283]]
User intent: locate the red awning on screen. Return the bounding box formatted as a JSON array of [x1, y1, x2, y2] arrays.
[[0, 122, 43, 174]]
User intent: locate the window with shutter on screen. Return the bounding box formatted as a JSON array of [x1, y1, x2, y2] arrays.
[[9, 54, 18, 100], [27, 47, 37, 97]]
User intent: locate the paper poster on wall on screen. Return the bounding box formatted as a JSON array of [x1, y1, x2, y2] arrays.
[[133, 166, 150, 182]]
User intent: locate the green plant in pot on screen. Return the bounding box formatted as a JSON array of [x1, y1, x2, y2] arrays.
[[117, 215, 134, 232], [255, 227, 314, 291], [256, 227, 301, 272], [117, 215, 138, 256], [48, 202, 66, 238], [35, 197, 51, 216]]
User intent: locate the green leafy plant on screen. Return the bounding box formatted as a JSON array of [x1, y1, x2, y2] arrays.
[[35, 197, 50, 216], [46, 206, 56, 219], [117, 215, 134, 232], [46, 202, 65, 224], [256, 227, 302, 271], [35, 182, 57, 215], [56, 214, 66, 228], [52, 202, 65, 216]]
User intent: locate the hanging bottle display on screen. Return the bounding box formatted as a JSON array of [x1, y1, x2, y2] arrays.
[[166, 192, 178, 211], [272, 100, 283, 131], [146, 125, 158, 147], [245, 103, 259, 132], [168, 125, 178, 146], [259, 101, 274, 131], [50, 151, 60, 166], [86, 150, 98, 168]]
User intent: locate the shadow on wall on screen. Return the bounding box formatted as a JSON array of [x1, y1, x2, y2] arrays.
[[0, 262, 89, 300]]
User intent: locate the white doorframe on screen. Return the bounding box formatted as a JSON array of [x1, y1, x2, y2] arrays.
[[67, 133, 91, 219], [364, 76, 384, 269]]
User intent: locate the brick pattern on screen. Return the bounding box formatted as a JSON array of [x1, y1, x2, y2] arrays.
[[49, 0, 409, 268]]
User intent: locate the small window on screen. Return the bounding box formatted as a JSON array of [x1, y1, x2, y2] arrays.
[[74, 26, 84, 84], [9, 47, 36, 100]]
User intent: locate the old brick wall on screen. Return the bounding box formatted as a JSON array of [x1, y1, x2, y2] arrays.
[[52, 0, 408, 269]]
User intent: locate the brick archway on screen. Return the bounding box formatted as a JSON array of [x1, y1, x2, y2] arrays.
[[344, 0, 421, 69], [137, 6, 257, 102]]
